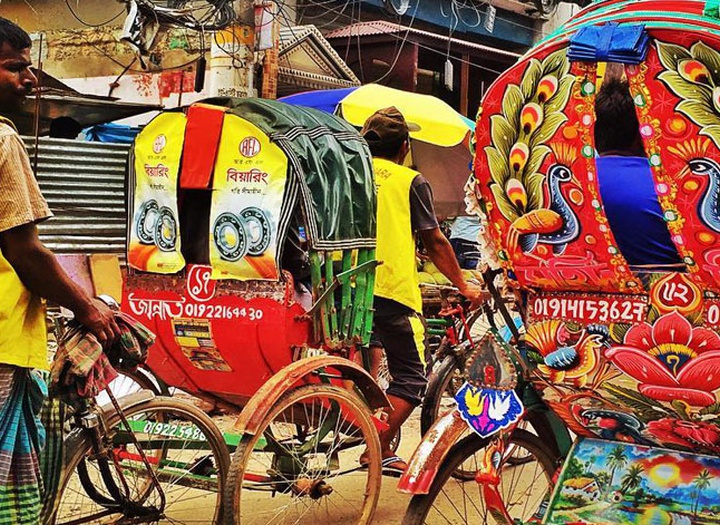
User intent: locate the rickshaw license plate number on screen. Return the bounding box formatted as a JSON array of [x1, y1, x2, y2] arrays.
[[531, 294, 647, 324], [140, 421, 207, 441]]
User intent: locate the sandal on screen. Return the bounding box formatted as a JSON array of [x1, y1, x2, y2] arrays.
[[381, 455, 408, 477], [358, 452, 408, 477]]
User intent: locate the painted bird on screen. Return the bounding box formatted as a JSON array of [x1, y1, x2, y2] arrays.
[[510, 164, 580, 254], [688, 157, 720, 233]]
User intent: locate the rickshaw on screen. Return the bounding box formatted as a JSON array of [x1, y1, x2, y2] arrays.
[[398, 1, 720, 524], [119, 98, 389, 525]]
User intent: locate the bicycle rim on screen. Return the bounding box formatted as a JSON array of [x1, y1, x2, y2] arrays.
[[53, 396, 229, 524], [225, 384, 381, 525], [403, 429, 556, 525]]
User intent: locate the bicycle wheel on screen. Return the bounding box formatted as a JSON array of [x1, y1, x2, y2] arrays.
[[52, 396, 230, 524], [402, 429, 557, 525], [96, 367, 170, 406], [421, 354, 464, 436], [225, 384, 382, 525]]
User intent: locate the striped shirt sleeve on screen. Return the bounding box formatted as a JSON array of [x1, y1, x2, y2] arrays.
[[0, 122, 52, 233]]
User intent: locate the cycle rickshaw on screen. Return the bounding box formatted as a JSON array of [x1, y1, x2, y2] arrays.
[[398, 1, 720, 524], [100, 98, 387, 524]]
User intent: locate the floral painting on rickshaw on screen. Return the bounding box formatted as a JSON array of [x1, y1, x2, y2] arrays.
[[627, 37, 720, 292], [527, 272, 720, 454], [546, 438, 720, 525]]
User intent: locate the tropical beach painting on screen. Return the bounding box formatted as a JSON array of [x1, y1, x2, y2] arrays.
[[546, 438, 720, 525]]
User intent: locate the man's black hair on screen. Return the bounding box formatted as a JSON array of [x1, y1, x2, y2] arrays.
[[594, 78, 645, 155], [365, 132, 405, 159], [0, 17, 32, 51]]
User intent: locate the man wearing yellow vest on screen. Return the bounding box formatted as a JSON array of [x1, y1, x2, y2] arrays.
[[361, 107, 483, 475], [0, 18, 121, 523]]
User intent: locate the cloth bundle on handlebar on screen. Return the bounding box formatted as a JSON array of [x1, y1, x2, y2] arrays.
[[50, 312, 154, 407]]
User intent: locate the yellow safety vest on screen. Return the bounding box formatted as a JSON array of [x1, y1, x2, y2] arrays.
[[373, 157, 422, 313], [0, 248, 48, 370], [0, 116, 48, 370]]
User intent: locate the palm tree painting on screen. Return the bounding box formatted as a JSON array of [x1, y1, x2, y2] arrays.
[[692, 469, 712, 515], [606, 446, 628, 495], [620, 464, 645, 505]]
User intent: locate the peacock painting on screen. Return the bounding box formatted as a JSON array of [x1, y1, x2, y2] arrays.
[[657, 40, 720, 234], [484, 49, 578, 255]]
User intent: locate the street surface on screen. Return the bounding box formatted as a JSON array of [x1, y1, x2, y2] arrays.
[[213, 405, 422, 525]]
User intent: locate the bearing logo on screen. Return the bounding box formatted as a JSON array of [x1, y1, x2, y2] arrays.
[[186, 265, 216, 302], [239, 137, 261, 158], [153, 134, 167, 154]]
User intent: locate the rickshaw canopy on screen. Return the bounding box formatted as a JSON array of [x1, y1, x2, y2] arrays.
[[127, 97, 376, 279], [202, 98, 376, 249]]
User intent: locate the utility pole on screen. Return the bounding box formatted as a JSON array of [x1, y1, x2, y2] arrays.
[[209, 0, 256, 98]]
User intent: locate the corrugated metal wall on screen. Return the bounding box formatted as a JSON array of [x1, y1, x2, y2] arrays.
[[23, 137, 130, 256]]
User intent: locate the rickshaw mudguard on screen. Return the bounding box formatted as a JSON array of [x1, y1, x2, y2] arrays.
[[232, 355, 390, 436], [397, 411, 469, 494]]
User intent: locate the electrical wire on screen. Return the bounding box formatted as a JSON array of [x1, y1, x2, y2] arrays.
[[76, 32, 202, 74], [371, 0, 419, 83], [297, 0, 547, 37], [294, 0, 517, 78], [64, 0, 126, 27]]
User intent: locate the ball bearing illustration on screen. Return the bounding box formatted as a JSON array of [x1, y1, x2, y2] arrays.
[[154, 206, 178, 252], [240, 207, 272, 256], [135, 200, 160, 245], [213, 212, 250, 262]]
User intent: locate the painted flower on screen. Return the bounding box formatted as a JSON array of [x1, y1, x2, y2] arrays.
[[605, 311, 720, 407], [525, 320, 602, 387], [647, 418, 720, 453]]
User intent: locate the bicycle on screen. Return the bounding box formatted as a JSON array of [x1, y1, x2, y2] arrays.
[[419, 275, 523, 438], [43, 304, 230, 524]]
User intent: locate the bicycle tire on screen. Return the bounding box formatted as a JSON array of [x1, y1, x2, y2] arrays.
[[402, 429, 557, 525], [421, 354, 462, 436], [224, 384, 382, 525], [95, 367, 170, 406], [51, 396, 230, 525]]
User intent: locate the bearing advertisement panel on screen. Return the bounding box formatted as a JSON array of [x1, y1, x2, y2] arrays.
[[209, 114, 288, 280], [129, 112, 186, 273]]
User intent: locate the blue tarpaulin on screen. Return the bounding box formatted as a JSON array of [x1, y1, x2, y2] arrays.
[[85, 123, 141, 144]]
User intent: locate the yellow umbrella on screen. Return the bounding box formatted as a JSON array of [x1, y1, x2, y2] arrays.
[[281, 84, 474, 218], [338, 84, 471, 147], [338, 84, 473, 219]]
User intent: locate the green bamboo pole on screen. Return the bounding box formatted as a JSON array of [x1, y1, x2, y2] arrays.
[[340, 250, 353, 342]]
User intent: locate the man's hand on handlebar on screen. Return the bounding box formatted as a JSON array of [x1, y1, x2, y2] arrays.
[[457, 280, 486, 310], [73, 298, 122, 349]]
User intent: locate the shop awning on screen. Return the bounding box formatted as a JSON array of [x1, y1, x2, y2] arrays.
[[5, 69, 162, 136]]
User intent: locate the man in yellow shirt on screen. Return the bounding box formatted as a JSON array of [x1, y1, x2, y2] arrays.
[[0, 18, 120, 523], [361, 107, 483, 475]]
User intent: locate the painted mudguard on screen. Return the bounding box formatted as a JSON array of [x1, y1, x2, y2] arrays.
[[232, 354, 391, 435], [397, 411, 469, 494]]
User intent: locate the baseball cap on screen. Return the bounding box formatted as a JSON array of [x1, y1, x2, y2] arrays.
[[361, 106, 421, 146]]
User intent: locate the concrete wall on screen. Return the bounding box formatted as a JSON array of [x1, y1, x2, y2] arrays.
[[0, 1, 220, 125], [543, 3, 581, 35]]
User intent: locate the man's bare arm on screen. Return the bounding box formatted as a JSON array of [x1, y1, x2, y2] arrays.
[[0, 222, 120, 346], [419, 227, 485, 308]]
